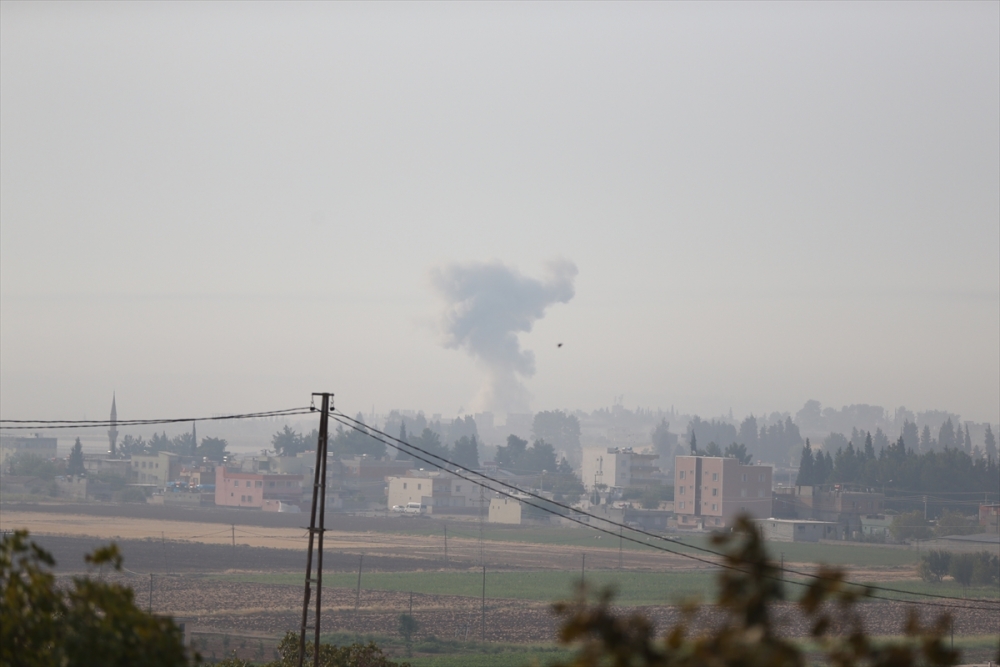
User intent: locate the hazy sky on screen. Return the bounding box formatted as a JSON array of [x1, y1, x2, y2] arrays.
[[2, 2, 997, 424]]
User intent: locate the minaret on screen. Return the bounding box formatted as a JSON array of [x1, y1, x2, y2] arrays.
[[191, 421, 198, 457], [108, 393, 119, 458]]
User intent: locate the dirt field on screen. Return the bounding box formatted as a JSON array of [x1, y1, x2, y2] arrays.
[[0, 508, 706, 572], [6, 503, 998, 660]]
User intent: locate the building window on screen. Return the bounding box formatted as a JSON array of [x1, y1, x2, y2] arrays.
[[403, 483, 407, 489], [255, 481, 263, 488], [679, 501, 685, 509], [269, 482, 275, 488], [741, 489, 747, 498], [679, 471, 685, 479], [241, 495, 246, 502], [712, 488, 718, 497], [712, 472, 718, 482], [741, 473, 746, 482], [246, 481, 251, 487], [711, 503, 717, 511], [679, 486, 685, 495], [456, 485, 461, 492], [418, 484, 422, 490], [759, 474, 764, 482]]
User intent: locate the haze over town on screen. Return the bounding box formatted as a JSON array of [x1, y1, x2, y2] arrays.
[[1, 2, 997, 426]]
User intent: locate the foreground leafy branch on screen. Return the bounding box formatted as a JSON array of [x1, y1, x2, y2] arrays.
[[551, 515, 977, 667], [1, 529, 191, 667]]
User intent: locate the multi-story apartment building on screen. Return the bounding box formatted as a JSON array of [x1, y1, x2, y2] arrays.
[[581, 447, 660, 491], [129, 451, 181, 488], [674, 455, 772, 529]]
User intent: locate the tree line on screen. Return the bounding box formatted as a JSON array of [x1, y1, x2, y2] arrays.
[[796, 434, 998, 495]]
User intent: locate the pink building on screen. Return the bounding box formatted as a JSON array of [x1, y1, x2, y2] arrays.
[[674, 455, 772, 529], [215, 467, 303, 511]]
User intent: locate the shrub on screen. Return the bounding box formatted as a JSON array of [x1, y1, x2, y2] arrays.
[[918, 550, 952, 582]]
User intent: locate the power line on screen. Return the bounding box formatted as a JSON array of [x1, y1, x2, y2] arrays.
[[0, 407, 315, 430], [330, 411, 999, 612]]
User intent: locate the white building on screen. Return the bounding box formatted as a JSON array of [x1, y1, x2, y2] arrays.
[[386, 470, 486, 510], [580, 447, 660, 491]]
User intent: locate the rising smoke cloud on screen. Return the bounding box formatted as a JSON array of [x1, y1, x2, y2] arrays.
[[431, 260, 578, 414]]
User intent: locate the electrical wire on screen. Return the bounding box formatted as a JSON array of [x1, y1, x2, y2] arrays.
[[0, 407, 315, 430], [330, 410, 1000, 612]]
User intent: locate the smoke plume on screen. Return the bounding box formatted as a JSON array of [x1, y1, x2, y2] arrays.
[[431, 260, 577, 413]]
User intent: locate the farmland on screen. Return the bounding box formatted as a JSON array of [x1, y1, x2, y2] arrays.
[[3, 503, 998, 664]]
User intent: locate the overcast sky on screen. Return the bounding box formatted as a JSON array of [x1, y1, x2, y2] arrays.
[[2, 2, 997, 425]]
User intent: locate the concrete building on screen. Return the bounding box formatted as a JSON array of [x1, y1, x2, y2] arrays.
[[772, 484, 884, 536], [1, 435, 58, 468], [860, 514, 894, 540], [129, 451, 181, 488], [386, 470, 486, 512], [980, 503, 999, 533], [756, 518, 843, 543], [674, 455, 772, 529], [215, 466, 303, 510], [489, 496, 523, 524], [581, 447, 660, 492]]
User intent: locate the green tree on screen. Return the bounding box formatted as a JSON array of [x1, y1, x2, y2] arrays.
[[532, 410, 582, 457], [948, 552, 976, 588], [985, 425, 997, 461], [67, 438, 85, 476], [934, 510, 978, 537], [0, 531, 192, 666], [704, 441, 722, 457], [451, 435, 480, 469], [398, 613, 418, 656], [797, 440, 815, 486], [723, 442, 753, 464], [267, 631, 409, 666], [196, 436, 229, 462], [7, 453, 59, 480], [918, 551, 952, 583], [890, 511, 932, 542], [272, 425, 309, 457], [118, 434, 147, 457], [651, 420, 677, 458], [551, 515, 961, 667]]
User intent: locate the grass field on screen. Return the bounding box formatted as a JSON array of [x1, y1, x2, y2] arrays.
[[342, 520, 924, 569], [214, 569, 720, 605]]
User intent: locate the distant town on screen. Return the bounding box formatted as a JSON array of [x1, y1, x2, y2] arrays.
[[3, 395, 997, 543]]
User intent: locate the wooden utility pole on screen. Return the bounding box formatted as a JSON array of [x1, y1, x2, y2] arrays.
[[298, 392, 332, 667], [355, 555, 364, 611]]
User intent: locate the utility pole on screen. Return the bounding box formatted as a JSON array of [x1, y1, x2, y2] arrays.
[[298, 392, 332, 667], [355, 554, 364, 611], [923, 495, 927, 520], [618, 527, 623, 570], [581, 553, 586, 588], [481, 565, 486, 643], [444, 524, 448, 564], [231, 524, 235, 561]]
